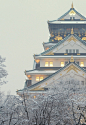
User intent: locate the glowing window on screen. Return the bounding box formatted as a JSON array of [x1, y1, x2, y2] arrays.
[[40, 77, 43, 81], [34, 96, 36, 99], [45, 62, 48, 67], [36, 77, 39, 81], [50, 62, 53, 67], [61, 62, 64, 67], [80, 62, 84, 67], [46, 47, 49, 50]]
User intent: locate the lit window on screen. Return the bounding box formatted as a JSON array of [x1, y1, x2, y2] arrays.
[[36, 77, 39, 81], [46, 47, 49, 50], [80, 62, 84, 67], [45, 62, 48, 67], [61, 62, 64, 67], [40, 77, 43, 81], [34, 96, 36, 99], [50, 62, 53, 67], [35, 60, 40, 63]]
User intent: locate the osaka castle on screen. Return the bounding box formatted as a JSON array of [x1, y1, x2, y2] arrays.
[[17, 3, 86, 96]]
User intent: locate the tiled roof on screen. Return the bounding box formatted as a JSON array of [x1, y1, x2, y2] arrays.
[[40, 34, 86, 56], [48, 8, 86, 22], [40, 34, 70, 55]]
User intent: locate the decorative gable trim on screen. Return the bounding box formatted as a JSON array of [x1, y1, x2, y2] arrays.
[[58, 8, 86, 21], [64, 64, 81, 73], [67, 36, 77, 42], [40, 34, 86, 56]]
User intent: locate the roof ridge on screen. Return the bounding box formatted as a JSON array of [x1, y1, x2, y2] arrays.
[[48, 8, 86, 22], [40, 34, 86, 56]]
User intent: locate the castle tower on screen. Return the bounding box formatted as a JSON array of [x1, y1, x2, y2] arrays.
[[17, 4, 86, 96]]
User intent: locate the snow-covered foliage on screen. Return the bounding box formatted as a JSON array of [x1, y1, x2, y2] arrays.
[[0, 56, 8, 85], [0, 79, 86, 125]]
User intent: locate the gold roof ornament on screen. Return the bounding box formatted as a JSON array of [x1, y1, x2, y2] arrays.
[[71, 28, 74, 34], [70, 55, 74, 62], [71, 2, 74, 8]]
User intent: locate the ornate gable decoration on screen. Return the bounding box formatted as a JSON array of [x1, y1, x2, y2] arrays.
[[31, 85, 44, 91], [69, 10, 76, 15], [46, 51, 54, 55], [70, 56, 74, 62], [54, 36, 63, 41], [64, 64, 80, 73], [67, 36, 77, 42]]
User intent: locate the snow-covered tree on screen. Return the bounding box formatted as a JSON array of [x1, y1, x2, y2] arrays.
[[0, 79, 86, 125], [0, 56, 8, 85]]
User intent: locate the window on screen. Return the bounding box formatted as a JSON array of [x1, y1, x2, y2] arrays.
[[34, 96, 36, 99], [76, 62, 79, 65], [76, 49, 79, 53], [70, 17, 72, 20], [45, 62, 48, 67], [40, 77, 43, 81], [65, 62, 68, 65], [66, 49, 68, 53], [45, 62, 53, 67], [61, 62, 64, 67], [50, 62, 53, 67], [46, 47, 49, 50], [69, 49, 72, 53], [80, 62, 84, 67], [73, 17, 75, 20], [36, 77, 39, 81], [36, 77, 43, 81], [73, 49, 75, 53], [81, 81, 84, 85]]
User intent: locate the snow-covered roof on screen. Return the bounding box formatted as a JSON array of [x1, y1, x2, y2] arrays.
[[39, 34, 86, 56], [26, 70, 56, 75], [35, 55, 86, 59], [48, 21, 86, 24]]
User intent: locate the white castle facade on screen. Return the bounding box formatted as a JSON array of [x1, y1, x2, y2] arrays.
[[17, 4, 86, 97]]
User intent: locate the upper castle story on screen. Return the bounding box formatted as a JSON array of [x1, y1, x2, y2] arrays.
[[48, 3, 86, 43]]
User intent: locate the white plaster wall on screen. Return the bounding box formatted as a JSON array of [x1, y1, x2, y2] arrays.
[[40, 58, 86, 67], [55, 41, 86, 53], [63, 13, 81, 19], [40, 58, 60, 67], [38, 68, 86, 89]]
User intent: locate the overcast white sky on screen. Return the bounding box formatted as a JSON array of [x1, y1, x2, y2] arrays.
[[0, 0, 86, 95]]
